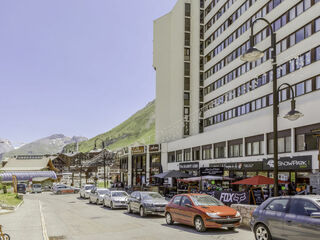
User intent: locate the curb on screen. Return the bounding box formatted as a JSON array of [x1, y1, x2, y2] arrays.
[[0, 200, 24, 215]]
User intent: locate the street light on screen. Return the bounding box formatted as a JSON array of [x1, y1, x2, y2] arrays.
[[241, 18, 303, 197]]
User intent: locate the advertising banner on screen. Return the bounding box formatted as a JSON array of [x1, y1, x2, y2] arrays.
[[205, 191, 250, 205]]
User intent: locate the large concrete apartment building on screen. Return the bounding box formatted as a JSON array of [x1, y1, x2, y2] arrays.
[[153, 0, 320, 183]]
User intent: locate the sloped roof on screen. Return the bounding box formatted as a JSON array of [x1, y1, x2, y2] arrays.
[[0, 158, 54, 171], [0, 171, 57, 182]]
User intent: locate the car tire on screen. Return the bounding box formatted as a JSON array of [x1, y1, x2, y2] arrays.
[[254, 224, 272, 240], [165, 212, 174, 225], [227, 227, 235, 231], [2, 233, 10, 240], [139, 206, 146, 217], [127, 204, 132, 213], [194, 216, 206, 232], [96, 199, 99, 205], [110, 202, 114, 210], [89, 198, 92, 204]]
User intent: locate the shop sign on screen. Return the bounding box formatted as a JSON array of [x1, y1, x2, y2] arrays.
[[179, 162, 199, 171], [206, 191, 249, 205], [149, 144, 160, 152], [210, 161, 262, 171], [263, 155, 312, 171], [200, 167, 223, 176], [131, 146, 145, 154]]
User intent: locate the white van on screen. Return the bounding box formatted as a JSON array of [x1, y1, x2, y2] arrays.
[[32, 184, 42, 193]]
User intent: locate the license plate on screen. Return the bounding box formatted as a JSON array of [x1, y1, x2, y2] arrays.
[[223, 224, 235, 228]]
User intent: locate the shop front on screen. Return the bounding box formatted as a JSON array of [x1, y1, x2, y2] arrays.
[[179, 162, 199, 176], [210, 155, 313, 191], [120, 156, 128, 186], [149, 144, 162, 185], [131, 146, 147, 186]]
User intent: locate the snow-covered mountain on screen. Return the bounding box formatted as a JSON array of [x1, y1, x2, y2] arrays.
[[0, 139, 14, 154], [4, 134, 88, 157]]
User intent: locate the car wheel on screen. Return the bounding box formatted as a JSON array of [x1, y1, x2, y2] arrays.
[[194, 216, 206, 232], [165, 212, 174, 225], [96, 199, 99, 205], [139, 206, 146, 217], [2, 233, 10, 240], [227, 227, 235, 231], [255, 224, 271, 240], [110, 202, 114, 210], [89, 198, 92, 204], [127, 204, 132, 213]]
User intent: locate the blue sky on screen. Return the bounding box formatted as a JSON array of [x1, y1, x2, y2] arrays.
[[0, 0, 175, 143]]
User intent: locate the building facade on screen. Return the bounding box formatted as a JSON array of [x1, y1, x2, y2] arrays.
[[154, 0, 320, 184]]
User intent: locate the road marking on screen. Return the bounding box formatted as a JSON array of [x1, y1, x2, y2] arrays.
[[39, 200, 49, 240]]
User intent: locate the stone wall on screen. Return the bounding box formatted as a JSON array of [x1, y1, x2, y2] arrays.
[[231, 204, 258, 227]]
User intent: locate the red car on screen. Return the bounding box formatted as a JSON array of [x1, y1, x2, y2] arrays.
[[165, 193, 241, 232]]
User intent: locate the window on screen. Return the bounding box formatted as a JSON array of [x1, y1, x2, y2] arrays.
[[184, 48, 190, 61], [192, 148, 200, 161], [184, 92, 190, 105], [176, 151, 183, 162], [289, 199, 319, 216], [185, 33, 190, 46], [296, 134, 305, 151], [295, 28, 304, 43], [184, 62, 190, 76], [305, 79, 312, 93], [185, 18, 190, 32], [278, 138, 285, 153], [265, 199, 289, 212], [173, 196, 182, 205], [304, 0, 311, 10], [285, 136, 291, 152], [168, 152, 175, 163], [316, 76, 320, 90], [202, 147, 212, 160], [185, 3, 191, 17], [316, 47, 320, 61], [316, 18, 320, 32], [184, 77, 190, 91], [214, 143, 226, 158], [296, 2, 303, 16], [296, 82, 305, 96], [289, 8, 296, 21], [290, 34, 295, 47], [229, 142, 243, 157], [184, 149, 191, 161], [181, 196, 192, 207]]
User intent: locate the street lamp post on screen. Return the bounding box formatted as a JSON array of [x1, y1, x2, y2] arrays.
[[241, 18, 303, 196], [93, 138, 106, 188]]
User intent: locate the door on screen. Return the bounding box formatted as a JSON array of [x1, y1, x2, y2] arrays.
[[283, 199, 320, 240], [262, 198, 289, 239], [178, 196, 194, 225], [170, 196, 182, 222]]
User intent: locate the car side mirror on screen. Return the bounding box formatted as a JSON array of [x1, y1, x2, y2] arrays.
[[185, 204, 192, 208], [310, 212, 320, 218]]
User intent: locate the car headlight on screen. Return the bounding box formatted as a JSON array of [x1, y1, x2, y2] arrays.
[[236, 211, 241, 217], [206, 212, 221, 218]]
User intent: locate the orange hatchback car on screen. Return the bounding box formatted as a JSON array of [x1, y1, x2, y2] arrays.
[[165, 193, 241, 232]]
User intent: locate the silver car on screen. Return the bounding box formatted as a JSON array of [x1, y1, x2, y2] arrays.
[[127, 191, 168, 217], [79, 184, 94, 199], [103, 190, 129, 209], [89, 188, 109, 205], [250, 195, 320, 240], [32, 184, 42, 193]]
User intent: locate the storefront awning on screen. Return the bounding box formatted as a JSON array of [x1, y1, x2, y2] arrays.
[[231, 175, 288, 185], [178, 175, 234, 183], [153, 170, 191, 179]]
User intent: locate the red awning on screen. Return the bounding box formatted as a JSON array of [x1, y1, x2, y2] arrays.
[[231, 175, 288, 185]]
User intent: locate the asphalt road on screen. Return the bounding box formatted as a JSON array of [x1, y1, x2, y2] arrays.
[[0, 192, 255, 240]]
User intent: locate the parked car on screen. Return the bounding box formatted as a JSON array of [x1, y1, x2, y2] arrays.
[[103, 190, 128, 209], [165, 193, 241, 232], [250, 195, 320, 240], [32, 184, 42, 193], [127, 191, 168, 217], [89, 188, 109, 205], [53, 185, 75, 194], [17, 183, 27, 194], [79, 184, 95, 199]]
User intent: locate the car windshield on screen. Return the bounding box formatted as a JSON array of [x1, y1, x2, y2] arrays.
[[112, 192, 128, 197], [33, 184, 41, 188], [141, 192, 163, 200], [98, 190, 109, 195], [191, 195, 224, 206], [85, 186, 93, 190]]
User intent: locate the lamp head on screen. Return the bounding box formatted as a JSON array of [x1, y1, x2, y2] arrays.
[[284, 109, 304, 121], [240, 47, 264, 62]]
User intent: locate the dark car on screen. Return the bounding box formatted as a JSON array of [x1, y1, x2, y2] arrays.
[[250, 195, 320, 240], [17, 183, 27, 194], [127, 191, 168, 217]]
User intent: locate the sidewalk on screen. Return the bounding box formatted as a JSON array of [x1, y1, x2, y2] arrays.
[[0, 195, 43, 240]]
